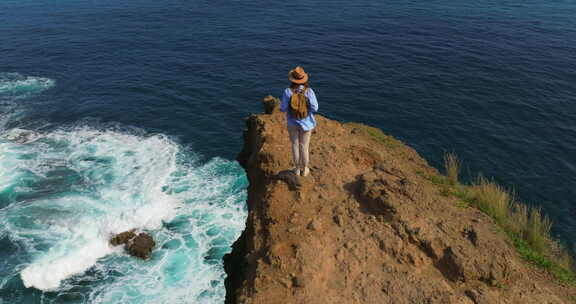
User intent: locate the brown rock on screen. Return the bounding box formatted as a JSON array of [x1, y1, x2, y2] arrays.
[[333, 215, 344, 226], [307, 219, 321, 231], [224, 102, 576, 304], [110, 230, 155, 260], [126, 233, 155, 260], [110, 229, 136, 246], [262, 95, 280, 114]]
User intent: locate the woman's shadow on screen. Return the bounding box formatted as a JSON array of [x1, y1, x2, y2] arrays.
[[274, 170, 302, 191]]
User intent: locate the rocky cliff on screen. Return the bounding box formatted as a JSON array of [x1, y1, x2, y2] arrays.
[[224, 99, 575, 304]]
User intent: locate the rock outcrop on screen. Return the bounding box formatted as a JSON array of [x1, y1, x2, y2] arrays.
[[224, 99, 575, 304], [110, 230, 156, 260], [110, 229, 137, 247]]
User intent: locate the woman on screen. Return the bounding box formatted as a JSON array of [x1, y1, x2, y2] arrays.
[[280, 66, 319, 177]]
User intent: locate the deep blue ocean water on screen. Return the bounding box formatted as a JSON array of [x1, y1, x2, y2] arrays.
[[1, 0, 576, 303]]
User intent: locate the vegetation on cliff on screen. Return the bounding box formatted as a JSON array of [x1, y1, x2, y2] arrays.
[[355, 122, 575, 284], [225, 100, 576, 304], [442, 153, 574, 283]]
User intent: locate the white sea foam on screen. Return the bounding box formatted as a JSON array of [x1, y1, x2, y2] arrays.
[[0, 124, 246, 302], [88, 157, 247, 304], [0, 72, 55, 95], [7, 128, 182, 290], [21, 235, 115, 290], [2, 128, 40, 144], [0, 74, 246, 302], [0, 73, 55, 131]]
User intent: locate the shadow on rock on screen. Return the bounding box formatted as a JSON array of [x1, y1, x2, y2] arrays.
[[274, 170, 301, 191]]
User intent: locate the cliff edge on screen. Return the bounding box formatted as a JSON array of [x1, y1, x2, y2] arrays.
[[224, 99, 575, 304]]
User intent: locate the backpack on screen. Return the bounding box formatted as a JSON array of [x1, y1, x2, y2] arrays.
[[289, 87, 308, 120]]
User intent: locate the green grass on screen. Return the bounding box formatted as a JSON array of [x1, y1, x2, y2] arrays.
[[345, 124, 576, 284], [346, 123, 402, 149], [512, 235, 576, 283], [454, 201, 469, 209], [436, 154, 576, 284], [428, 174, 452, 186]]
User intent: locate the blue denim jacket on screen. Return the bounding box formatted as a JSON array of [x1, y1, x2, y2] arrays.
[[280, 86, 319, 131]]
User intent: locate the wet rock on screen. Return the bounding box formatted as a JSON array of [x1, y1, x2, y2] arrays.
[[110, 230, 155, 260], [110, 229, 136, 246], [126, 233, 156, 260]]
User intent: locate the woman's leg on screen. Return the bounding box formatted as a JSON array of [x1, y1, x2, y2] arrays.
[[287, 124, 301, 172], [299, 129, 312, 175]]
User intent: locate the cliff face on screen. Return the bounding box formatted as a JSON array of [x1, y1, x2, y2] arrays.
[[224, 102, 574, 304]]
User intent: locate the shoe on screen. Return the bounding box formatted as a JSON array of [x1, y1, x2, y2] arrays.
[[301, 167, 310, 177], [292, 167, 300, 176]]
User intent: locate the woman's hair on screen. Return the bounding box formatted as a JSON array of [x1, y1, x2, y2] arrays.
[[290, 82, 309, 90]]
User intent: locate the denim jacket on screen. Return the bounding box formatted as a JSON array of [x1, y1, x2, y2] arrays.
[[280, 86, 319, 131]]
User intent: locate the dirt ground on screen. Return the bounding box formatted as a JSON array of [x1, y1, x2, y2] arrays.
[[224, 99, 576, 304]]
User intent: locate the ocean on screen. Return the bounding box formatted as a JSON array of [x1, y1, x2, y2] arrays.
[[1, 0, 576, 303]]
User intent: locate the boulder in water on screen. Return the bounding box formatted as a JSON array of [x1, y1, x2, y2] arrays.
[[127, 233, 155, 260], [110, 229, 136, 246], [110, 230, 155, 260]]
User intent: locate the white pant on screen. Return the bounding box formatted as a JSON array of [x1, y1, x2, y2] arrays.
[[288, 124, 311, 169]]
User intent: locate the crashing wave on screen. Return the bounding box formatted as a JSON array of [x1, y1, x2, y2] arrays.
[[2, 128, 40, 144], [0, 73, 246, 303], [0, 73, 55, 131], [0, 73, 55, 96], [0, 125, 246, 303]]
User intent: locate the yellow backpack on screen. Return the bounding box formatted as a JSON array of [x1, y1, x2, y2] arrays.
[[289, 87, 308, 120]]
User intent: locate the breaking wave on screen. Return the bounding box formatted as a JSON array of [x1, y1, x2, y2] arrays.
[[0, 73, 55, 96], [0, 74, 247, 303]]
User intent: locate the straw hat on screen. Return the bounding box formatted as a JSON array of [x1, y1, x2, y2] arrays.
[[288, 66, 309, 84]]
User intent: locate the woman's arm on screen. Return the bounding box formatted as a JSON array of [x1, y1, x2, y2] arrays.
[[308, 88, 319, 112], [280, 88, 290, 112]]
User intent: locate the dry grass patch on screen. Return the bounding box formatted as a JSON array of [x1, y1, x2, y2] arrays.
[[508, 202, 529, 236], [526, 208, 553, 254], [469, 176, 511, 224], [444, 153, 461, 185], [443, 154, 575, 283]]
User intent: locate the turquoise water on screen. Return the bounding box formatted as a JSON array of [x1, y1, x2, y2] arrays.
[[2, 0, 576, 302], [0, 76, 247, 303]]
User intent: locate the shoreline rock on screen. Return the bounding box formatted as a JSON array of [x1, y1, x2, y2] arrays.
[[224, 99, 575, 303], [110, 230, 155, 260]]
